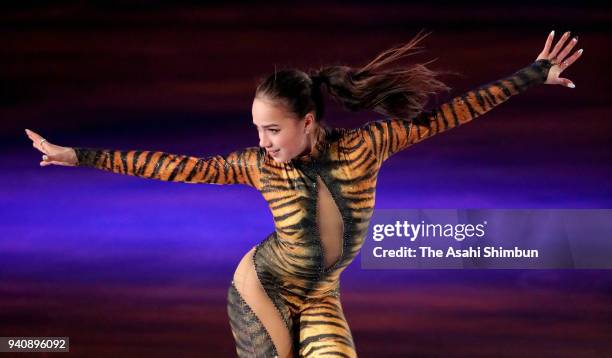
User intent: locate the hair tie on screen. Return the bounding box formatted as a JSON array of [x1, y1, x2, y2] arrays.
[[311, 73, 326, 88]]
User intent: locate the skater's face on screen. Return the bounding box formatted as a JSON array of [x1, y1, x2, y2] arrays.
[[252, 97, 316, 163]]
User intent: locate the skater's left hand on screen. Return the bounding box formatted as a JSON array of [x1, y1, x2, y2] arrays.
[[536, 30, 583, 88]]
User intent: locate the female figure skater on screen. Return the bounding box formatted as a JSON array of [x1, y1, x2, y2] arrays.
[[26, 30, 582, 357]]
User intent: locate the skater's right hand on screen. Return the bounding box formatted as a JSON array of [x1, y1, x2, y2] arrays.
[[25, 129, 78, 167]]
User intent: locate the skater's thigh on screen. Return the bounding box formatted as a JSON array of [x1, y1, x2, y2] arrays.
[[298, 294, 357, 357], [231, 246, 294, 358]]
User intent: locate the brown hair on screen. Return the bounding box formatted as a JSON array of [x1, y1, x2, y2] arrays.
[[255, 29, 453, 123]]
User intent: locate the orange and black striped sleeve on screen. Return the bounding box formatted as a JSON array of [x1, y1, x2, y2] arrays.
[[359, 59, 553, 166], [72, 146, 263, 188]]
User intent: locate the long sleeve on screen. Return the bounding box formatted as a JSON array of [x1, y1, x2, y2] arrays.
[[73, 146, 263, 189], [359, 59, 553, 167]]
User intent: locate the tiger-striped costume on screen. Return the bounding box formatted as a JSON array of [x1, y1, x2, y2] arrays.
[[74, 59, 552, 357]]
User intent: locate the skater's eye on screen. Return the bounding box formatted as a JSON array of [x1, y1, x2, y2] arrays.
[[252, 123, 280, 134]]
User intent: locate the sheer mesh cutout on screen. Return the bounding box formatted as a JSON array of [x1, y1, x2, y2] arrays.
[[316, 177, 344, 271], [227, 282, 277, 357], [232, 246, 294, 358]]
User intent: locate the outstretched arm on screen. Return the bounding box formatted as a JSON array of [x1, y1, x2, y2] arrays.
[[72, 146, 263, 188], [360, 30, 582, 166], [25, 128, 262, 188]]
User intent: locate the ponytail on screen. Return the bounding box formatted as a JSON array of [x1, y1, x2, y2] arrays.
[[255, 29, 453, 123], [311, 29, 452, 120]]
